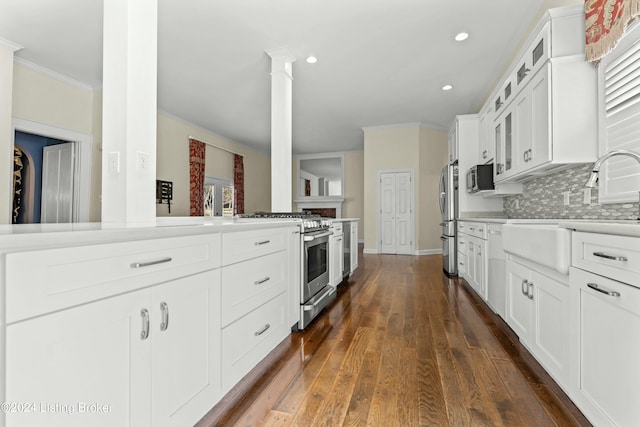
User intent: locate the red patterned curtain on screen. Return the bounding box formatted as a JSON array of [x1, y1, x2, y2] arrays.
[[233, 154, 245, 215], [585, 0, 640, 63], [189, 138, 206, 216]]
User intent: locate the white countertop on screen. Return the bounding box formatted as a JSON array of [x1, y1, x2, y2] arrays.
[[0, 217, 301, 251], [330, 218, 360, 222], [458, 217, 640, 237], [558, 220, 640, 237]]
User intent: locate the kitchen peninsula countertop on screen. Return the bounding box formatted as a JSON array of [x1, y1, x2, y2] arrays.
[[0, 216, 301, 251], [458, 217, 640, 237]]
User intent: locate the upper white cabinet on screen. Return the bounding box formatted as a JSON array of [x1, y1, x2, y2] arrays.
[[478, 103, 495, 164], [489, 6, 598, 184], [448, 121, 458, 164], [453, 115, 504, 213]]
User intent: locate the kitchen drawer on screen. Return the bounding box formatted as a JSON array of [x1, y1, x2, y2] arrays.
[[221, 292, 289, 391], [221, 250, 288, 327], [331, 222, 343, 235], [572, 232, 640, 288], [222, 228, 287, 266], [5, 233, 221, 324], [467, 223, 487, 239]]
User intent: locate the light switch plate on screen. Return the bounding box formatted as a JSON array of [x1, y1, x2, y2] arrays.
[[563, 191, 570, 205], [583, 188, 591, 205]]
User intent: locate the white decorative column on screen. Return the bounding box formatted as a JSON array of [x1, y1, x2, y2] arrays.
[[0, 39, 22, 224], [266, 48, 296, 212], [102, 0, 158, 224]]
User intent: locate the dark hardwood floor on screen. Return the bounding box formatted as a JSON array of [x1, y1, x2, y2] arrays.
[[197, 248, 591, 427]]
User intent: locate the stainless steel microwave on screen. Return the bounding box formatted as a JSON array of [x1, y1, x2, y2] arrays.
[[466, 164, 494, 193]]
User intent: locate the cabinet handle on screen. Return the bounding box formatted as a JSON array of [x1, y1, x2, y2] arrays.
[[587, 283, 621, 297], [528, 282, 534, 300], [140, 308, 150, 340], [482, 150, 488, 159], [254, 324, 271, 336], [337, 238, 342, 242], [160, 302, 169, 331], [593, 251, 628, 262], [254, 276, 270, 285], [459, 242, 465, 246], [130, 257, 172, 269], [459, 262, 465, 266], [521, 279, 529, 296], [254, 240, 271, 246]]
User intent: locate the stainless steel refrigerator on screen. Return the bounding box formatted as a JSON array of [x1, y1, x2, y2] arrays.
[[439, 163, 458, 275]]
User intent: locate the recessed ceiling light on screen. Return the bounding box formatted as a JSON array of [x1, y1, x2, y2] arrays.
[[454, 32, 469, 42], [306, 56, 318, 64], [442, 84, 453, 91]]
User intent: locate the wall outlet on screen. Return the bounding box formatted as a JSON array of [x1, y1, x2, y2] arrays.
[[137, 151, 149, 170], [583, 188, 592, 205], [514, 199, 520, 209], [563, 191, 570, 205]]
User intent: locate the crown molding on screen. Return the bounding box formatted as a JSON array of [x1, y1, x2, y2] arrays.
[[0, 37, 22, 52], [14, 57, 95, 91]]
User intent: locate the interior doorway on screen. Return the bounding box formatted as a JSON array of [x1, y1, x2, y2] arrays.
[[11, 118, 92, 224], [378, 170, 415, 254], [13, 131, 75, 224]]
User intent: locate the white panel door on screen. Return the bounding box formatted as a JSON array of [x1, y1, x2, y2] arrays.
[[380, 173, 396, 254], [379, 172, 413, 255], [395, 172, 412, 255], [41, 142, 75, 223]]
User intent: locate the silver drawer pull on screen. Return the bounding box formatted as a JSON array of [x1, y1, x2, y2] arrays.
[[459, 262, 464, 266], [255, 240, 271, 246], [593, 252, 628, 262], [140, 309, 150, 340], [587, 283, 621, 297], [160, 302, 169, 331], [130, 257, 172, 268], [254, 276, 270, 285], [254, 324, 271, 336]]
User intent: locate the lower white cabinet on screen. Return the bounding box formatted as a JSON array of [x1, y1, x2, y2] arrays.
[[5, 270, 221, 427], [506, 259, 569, 386], [330, 228, 344, 287], [350, 221, 358, 272], [569, 267, 640, 427], [221, 292, 289, 392]]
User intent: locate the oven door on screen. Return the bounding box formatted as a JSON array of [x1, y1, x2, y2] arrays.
[[302, 231, 331, 302]]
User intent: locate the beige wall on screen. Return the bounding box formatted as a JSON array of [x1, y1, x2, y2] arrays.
[[11, 63, 101, 222], [418, 127, 448, 251], [363, 124, 448, 253], [6, 63, 270, 222], [343, 150, 364, 241], [363, 124, 420, 251], [156, 111, 271, 217]]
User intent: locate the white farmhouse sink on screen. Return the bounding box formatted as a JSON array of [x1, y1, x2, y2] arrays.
[[503, 224, 571, 274]]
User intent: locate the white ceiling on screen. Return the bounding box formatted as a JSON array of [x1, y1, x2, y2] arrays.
[[0, 0, 548, 154]]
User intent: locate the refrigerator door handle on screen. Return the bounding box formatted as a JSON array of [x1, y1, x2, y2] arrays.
[[438, 170, 446, 218]]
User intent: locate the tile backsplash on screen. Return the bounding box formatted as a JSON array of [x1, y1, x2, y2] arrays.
[[504, 164, 639, 220]]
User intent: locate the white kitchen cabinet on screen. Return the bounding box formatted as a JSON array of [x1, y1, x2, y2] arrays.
[[150, 271, 221, 427], [487, 224, 506, 318], [5, 269, 221, 427], [458, 221, 488, 301], [490, 10, 597, 183], [350, 220, 359, 273], [478, 103, 494, 164], [568, 232, 640, 427], [330, 222, 344, 287], [288, 225, 302, 329], [221, 292, 289, 392], [506, 258, 569, 386], [447, 121, 458, 164]]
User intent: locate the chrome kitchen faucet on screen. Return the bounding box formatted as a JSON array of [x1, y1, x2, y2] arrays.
[[585, 149, 640, 220]]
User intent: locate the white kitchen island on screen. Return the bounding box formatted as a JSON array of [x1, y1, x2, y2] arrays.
[[0, 217, 301, 427]]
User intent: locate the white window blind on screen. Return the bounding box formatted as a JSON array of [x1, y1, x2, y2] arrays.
[[600, 22, 640, 203]]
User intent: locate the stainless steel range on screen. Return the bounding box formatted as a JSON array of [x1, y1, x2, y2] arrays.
[[239, 212, 335, 330]]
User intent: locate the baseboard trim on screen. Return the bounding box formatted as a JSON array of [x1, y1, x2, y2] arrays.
[[415, 249, 442, 256], [363, 248, 378, 254]]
